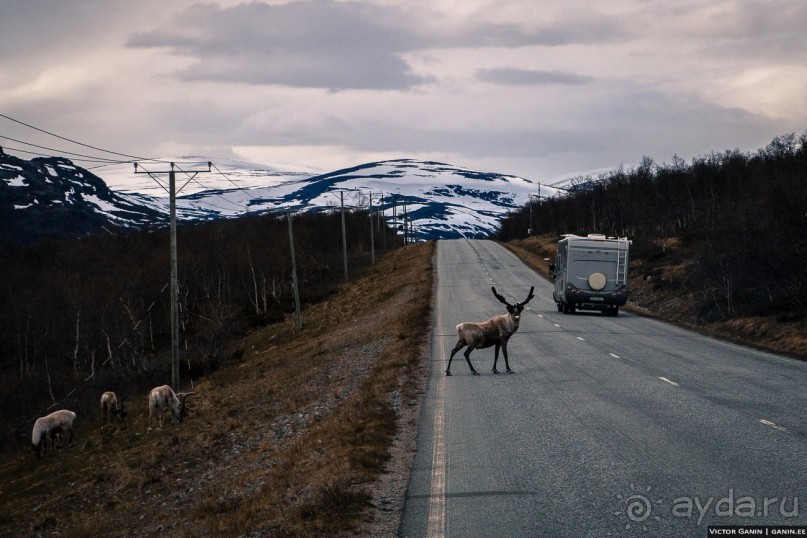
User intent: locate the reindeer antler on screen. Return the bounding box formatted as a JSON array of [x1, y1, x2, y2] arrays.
[[518, 286, 535, 307], [491, 287, 512, 307]]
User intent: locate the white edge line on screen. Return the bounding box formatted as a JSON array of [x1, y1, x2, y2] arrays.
[[759, 419, 788, 432], [427, 319, 447, 538]]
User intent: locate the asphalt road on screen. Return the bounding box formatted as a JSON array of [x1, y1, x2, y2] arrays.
[[400, 239, 807, 537]]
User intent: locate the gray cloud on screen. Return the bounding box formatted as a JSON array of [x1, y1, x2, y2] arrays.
[[125, 1, 625, 91], [127, 1, 434, 90], [303, 84, 784, 177], [476, 68, 594, 86], [3, 0, 805, 184]]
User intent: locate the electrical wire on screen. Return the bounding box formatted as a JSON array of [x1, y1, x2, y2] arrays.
[[0, 144, 134, 165], [0, 112, 167, 163], [210, 163, 260, 201], [174, 163, 250, 212], [0, 135, 127, 164], [1, 113, 268, 214]]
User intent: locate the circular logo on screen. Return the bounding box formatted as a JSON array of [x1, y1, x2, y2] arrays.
[[625, 494, 652, 522], [616, 484, 662, 531]]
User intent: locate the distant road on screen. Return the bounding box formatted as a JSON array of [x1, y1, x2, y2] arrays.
[[400, 239, 807, 537]]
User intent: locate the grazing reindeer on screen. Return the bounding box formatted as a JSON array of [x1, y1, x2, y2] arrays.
[[446, 286, 535, 376], [31, 410, 76, 457], [148, 385, 195, 430], [100, 391, 125, 428]]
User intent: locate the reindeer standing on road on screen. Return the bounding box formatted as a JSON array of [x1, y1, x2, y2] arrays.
[[446, 286, 534, 376]]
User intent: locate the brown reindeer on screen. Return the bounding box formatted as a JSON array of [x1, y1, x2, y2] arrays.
[[100, 391, 126, 428], [32, 410, 76, 457], [446, 286, 534, 376], [148, 385, 195, 430]]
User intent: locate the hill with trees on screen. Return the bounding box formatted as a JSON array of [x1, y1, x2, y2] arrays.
[[498, 132, 807, 357], [0, 209, 400, 450]]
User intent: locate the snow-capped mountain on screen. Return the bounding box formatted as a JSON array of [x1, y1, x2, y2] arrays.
[[245, 159, 558, 239], [1, 153, 565, 242], [0, 153, 166, 242]]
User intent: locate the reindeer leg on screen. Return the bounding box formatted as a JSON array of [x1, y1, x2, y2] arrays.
[[446, 348, 457, 376], [464, 348, 480, 375], [447, 341, 467, 376], [502, 343, 513, 373], [492, 344, 500, 373]]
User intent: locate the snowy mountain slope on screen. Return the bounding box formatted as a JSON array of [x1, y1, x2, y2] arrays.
[[2, 153, 568, 242], [169, 159, 566, 239], [0, 153, 166, 242], [266, 159, 552, 238]]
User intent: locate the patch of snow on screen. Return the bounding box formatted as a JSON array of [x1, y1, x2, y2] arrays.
[[83, 194, 120, 213], [7, 175, 26, 187]]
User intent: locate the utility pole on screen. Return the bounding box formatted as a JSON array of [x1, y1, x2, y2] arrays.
[[368, 191, 375, 264], [392, 195, 397, 235], [134, 161, 210, 390], [380, 192, 386, 250], [340, 190, 348, 281], [366, 191, 384, 263], [529, 186, 541, 236], [287, 209, 302, 331], [403, 202, 408, 245]]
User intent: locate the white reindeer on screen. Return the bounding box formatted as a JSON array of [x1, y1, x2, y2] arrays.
[[100, 391, 125, 427], [31, 409, 77, 457], [446, 286, 534, 376], [148, 385, 195, 430]]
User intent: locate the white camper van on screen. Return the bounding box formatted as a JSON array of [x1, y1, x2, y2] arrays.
[[550, 234, 630, 316]]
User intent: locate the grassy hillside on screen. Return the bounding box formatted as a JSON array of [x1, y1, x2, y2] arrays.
[[0, 211, 399, 452], [0, 241, 434, 537]]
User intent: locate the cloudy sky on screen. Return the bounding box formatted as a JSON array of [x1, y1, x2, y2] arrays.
[[1, 0, 806, 184]]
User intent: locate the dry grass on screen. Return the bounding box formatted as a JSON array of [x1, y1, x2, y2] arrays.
[[0, 241, 434, 537], [503, 234, 807, 360]]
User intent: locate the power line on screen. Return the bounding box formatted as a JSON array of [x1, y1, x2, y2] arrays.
[[0, 144, 133, 165], [0, 112, 165, 163], [0, 135, 128, 164], [210, 163, 260, 200], [0, 113, 174, 193], [174, 163, 248, 212], [1, 113, 262, 213]]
